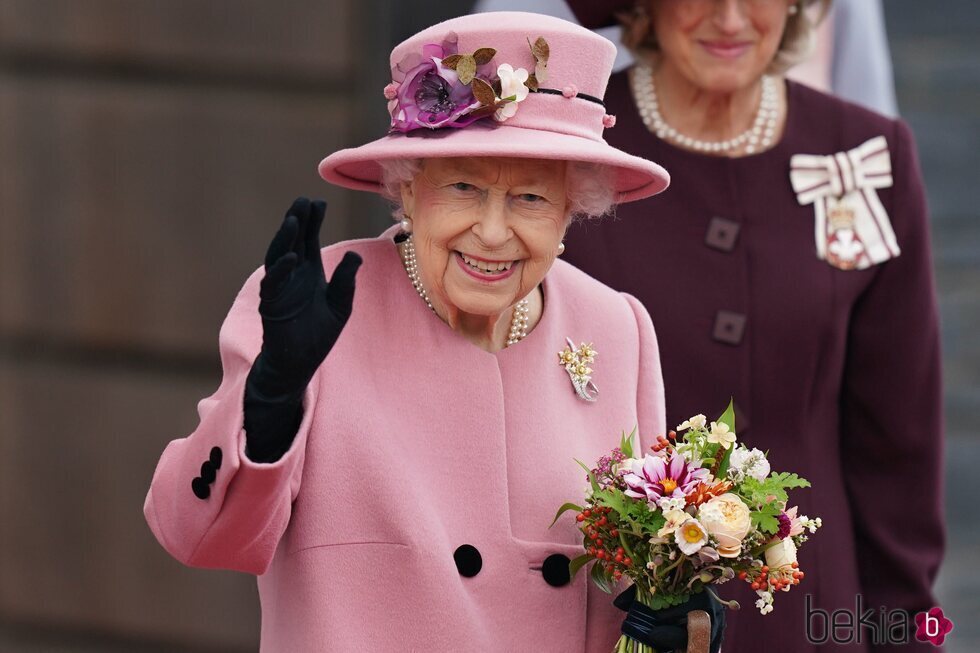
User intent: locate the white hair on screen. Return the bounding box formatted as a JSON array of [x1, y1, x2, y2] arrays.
[[378, 158, 617, 222]]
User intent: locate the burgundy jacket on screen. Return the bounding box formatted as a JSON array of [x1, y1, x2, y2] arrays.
[[564, 72, 945, 653]]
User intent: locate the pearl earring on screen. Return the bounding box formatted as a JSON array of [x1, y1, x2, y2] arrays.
[[400, 216, 413, 233], [788, 3, 799, 15], [557, 242, 566, 256]]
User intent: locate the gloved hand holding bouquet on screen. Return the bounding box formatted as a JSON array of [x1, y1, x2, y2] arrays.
[[553, 403, 822, 653]]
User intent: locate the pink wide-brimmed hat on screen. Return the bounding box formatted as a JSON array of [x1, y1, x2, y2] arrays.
[[318, 11, 669, 203]]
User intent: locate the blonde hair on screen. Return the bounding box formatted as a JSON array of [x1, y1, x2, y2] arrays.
[[619, 0, 832, 75], [378, 158, 617, 222]]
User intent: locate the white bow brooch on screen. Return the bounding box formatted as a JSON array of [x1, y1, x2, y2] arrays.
[[790, 136, 900, 270]]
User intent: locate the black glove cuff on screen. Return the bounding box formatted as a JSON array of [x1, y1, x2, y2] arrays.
[[243, 361, 306, 463], [622, 600, 688, 651]]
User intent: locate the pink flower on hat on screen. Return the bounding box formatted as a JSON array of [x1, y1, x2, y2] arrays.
[[562, 84, 578, 98], [602, 114, 617, 128], [383, 82, 400, 100]]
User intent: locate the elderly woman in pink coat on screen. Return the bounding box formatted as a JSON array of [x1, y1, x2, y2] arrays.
[[143, 12, 687, 652]]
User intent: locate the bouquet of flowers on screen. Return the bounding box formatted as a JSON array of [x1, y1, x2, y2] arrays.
[[552, 402, 822, 653]]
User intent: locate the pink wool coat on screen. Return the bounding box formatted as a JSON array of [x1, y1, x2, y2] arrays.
[[144, 229, 666, 652]]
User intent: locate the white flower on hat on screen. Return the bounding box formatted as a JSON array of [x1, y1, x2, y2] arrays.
[[494, 63, 530, 121]]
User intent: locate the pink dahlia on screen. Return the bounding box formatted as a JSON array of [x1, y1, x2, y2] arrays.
[[623, 452, 710, 504]]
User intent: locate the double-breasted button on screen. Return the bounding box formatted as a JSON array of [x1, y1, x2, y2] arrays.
[[705, 217, 740, 252], [542, 553, 572, 587], [712, 311, 747, 346], [191, 476, 211, 500], [209, 446, 223, 469], [453, 544, 482, 578]]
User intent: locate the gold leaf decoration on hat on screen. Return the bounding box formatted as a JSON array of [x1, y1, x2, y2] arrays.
[[529, 36, 549, 85], [473, 48, 496, 65], [525, 73, 540, 92], [455, 55, 477, 84], [471, 77, 497, 106], [441, 54, 462, 69]]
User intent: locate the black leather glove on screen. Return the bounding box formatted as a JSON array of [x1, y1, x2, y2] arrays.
[[243, 197, 362, 462], [615, 584, 726, 653]]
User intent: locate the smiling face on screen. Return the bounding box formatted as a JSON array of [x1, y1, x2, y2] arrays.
[[400, 156, 569, 322], [649, 0, 792, 94]]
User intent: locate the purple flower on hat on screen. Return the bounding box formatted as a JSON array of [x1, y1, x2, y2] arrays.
[[389, 37, 486, 132]]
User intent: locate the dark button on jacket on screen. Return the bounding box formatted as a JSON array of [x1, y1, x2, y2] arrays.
[[712, 310, 747, 346], [191, 476, 211, 500], [453, 544, 482, 578], [705, 217, 740, 252], [191, 446, 223, 500], [541, 553, 571, 587], [563, 74, 944, 653]]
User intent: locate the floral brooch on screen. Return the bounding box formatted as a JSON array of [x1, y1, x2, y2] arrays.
[[385, 32, 551, 133], [558, 338, 599, 402]]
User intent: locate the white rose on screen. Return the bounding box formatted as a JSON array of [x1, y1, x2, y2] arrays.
[[698, 493, 751, 558], [764, 538, 798, 571]]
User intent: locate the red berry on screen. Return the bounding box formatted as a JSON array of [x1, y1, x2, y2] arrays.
[[615, 554, 624, 563], [616, 547, 625, 555], [598, 516, 608, 526], [793, 578, 800, 585], [738, 571, 748, 580], [610, 529, 619, 536], [751, 582, 760, 590], [623, 557, 632, 566], [797, 571, 805, 579], [761, 565, 769, 574], [791, 561, 799, 569], [595, 538, 603, 546], [576, 514, 585, 522], [583, 509, 592, 517]]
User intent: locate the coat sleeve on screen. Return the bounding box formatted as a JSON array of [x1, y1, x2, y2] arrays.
[[623, 292, 667, 453], [838, 119, 945, 650], [143, 266, 318, 575]]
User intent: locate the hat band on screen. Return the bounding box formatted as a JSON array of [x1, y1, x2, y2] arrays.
[[501, 91, 607, 141], [532, 87, 604, 107]]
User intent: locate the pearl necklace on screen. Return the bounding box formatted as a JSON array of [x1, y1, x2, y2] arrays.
[[399, 234, 530, 347], [632, 62, 779, 155]]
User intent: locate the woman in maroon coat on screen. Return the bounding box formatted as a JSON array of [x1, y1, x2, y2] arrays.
[[562, 1, 944, 652]]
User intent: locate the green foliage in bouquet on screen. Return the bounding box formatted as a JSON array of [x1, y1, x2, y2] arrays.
[[552, 400, 823, 651]]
